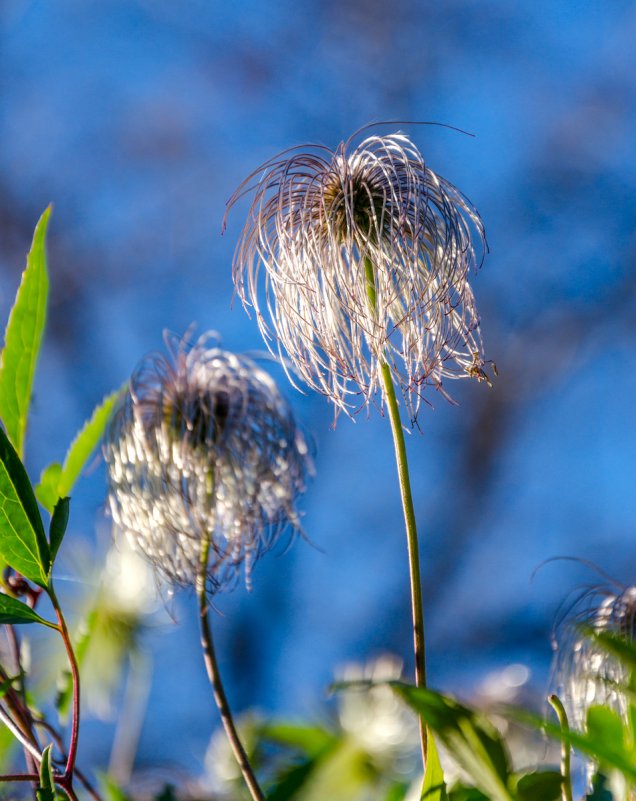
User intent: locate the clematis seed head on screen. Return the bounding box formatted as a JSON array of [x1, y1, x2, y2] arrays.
[[103, 330, 311, 595], [226, 128, 492, 424], [553, 583, 636, 731]]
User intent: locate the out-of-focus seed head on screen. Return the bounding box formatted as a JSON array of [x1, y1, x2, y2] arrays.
[[103, 331, 311, 594], [226, 128, 492, 424], [553, 583, 636, 730]]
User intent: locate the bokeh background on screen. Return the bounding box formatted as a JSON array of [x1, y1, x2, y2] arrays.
[[1, 0, 636, 785]]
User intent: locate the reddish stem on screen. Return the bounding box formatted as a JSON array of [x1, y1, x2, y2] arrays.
[[47, 583, 81, 782]]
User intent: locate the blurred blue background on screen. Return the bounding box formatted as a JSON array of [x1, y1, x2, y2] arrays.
[[1, 0, 636, 784]]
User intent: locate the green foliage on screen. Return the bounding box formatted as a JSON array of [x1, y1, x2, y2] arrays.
[[35, 744, 56, 801], [0, 206, 50, 459], [423, 731, 447, 800], [49, 496, 70, 563], [391, 683, 515, 801], [99, 775, 132, 801], [36, 386, 124, 513], [260, 722, 337, 757], [384, 782, 410, 801], [447, 788, 489, 801], [0, 592, 54, 627], [510, 771, 562, 801], [0, 425, 50, 586], [514, 703, 636, 785]]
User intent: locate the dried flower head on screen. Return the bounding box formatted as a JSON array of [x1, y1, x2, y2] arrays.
[[553, 583, 636, 730], [103, 331, 311, 594], [226, 128, 491, 423]]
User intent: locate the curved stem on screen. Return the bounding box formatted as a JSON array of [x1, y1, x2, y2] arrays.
[[380, 363, 428, 756], [549, 694, 574, 801], [364, 257, 428, 763], [197, 537, 265, 801], [48, 582, 81, 782]]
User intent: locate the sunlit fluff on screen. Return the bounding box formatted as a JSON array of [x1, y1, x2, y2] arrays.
[[337, 655, 418, 763], [227, 129, 490, 422], [553, 584, 636, 730], [103, 331, 311, 594]]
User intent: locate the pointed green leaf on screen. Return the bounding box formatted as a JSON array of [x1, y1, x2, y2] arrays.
[[36, 387, 124, 513], [36, 744, 56, 801], [391, 684, 515, 801], [423, 732, 447, 800], [35, 463, 62, 517], [49, 497, 70, 564], [0, 426, 50, 586], [0, 593, 55, 627], [0, 207, 50, 459]]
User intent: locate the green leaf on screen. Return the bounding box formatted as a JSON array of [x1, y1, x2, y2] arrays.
[[593, 630, 636, 672], [512, 771, 562, 801], [512, 706, 636, 782], [0, 206, 50, 459], [423, 732, 447, 800], [0, 425, 50, 586], [260, 721, 336, 757], [586, 705, 625, 755], [36, 744, 56, 801], [267, 760, 319, 801], [49, 497, 70, 564], [448, 787, 488, 801], [385, 782, 410, 801], [36, 387, 124, 513], [0, 593, 55, 627], [391, 683, 515, 801]]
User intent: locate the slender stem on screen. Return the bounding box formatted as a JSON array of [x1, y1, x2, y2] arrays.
[[548, 694, 574, 801], [380, 363, 428, 754], [48, 582, 81, 782], [0, 773, 39, 782], [197, 536, 265, 801], [364, 256, 428, 763], [6, 624, 39, 777], [0, 704, 42, 763]]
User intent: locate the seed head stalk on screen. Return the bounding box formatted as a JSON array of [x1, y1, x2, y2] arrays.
[[364, 257, 428, 764], [197, 522, 265, 801]]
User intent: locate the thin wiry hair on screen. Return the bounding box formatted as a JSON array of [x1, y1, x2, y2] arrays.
[[104, 331, 311, 594], [226, 129, 491, 424]]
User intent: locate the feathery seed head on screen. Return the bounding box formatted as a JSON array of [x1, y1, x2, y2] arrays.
[[103, 331, 311, 594], [553, 583, 636, 730], [227, 129, 492, 423]]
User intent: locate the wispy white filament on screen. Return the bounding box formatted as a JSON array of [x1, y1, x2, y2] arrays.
[[553, 584, 636, 730], [227, 130, 490, 423], [104, 331, 311, 593]]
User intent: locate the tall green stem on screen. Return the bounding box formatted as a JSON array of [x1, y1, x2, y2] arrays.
[[364, 257, 428, 762], [197, 535, 265, 801]]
